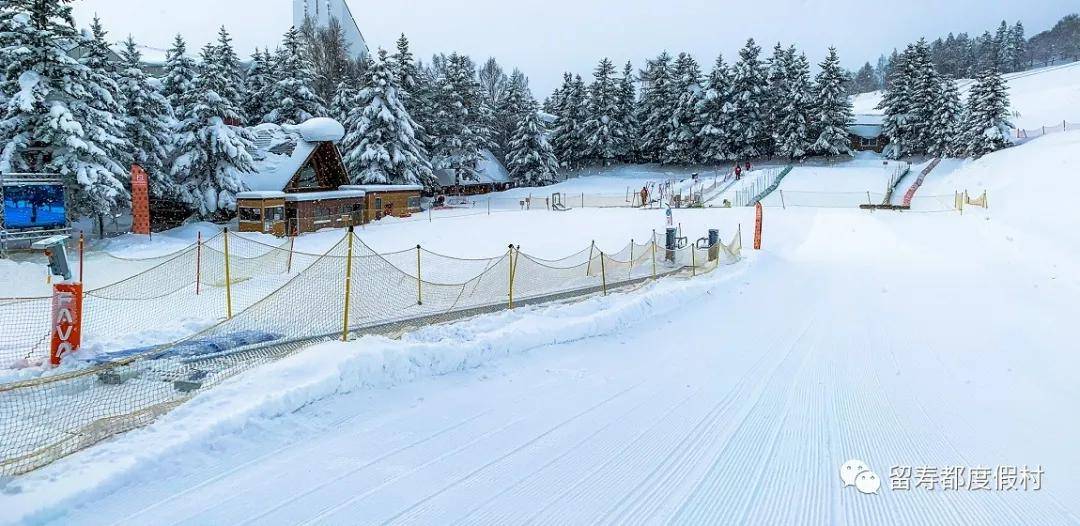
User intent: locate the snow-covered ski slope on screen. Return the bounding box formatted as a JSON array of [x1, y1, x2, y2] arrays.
[[3, 131, 1079, 525], [852, 61, 1080, 129]]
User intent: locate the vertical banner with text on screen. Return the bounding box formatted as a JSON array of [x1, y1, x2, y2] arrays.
[[50, 282, 83, 366], [131, 164, 150, 235]]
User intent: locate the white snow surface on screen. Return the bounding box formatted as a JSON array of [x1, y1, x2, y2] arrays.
[[4, 134, 1080, 524], [852, 61, 1080, 129]]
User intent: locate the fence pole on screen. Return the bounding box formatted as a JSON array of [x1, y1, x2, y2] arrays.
[[223, 227, 233, 319], [651, 230, 657, 279], [195, 231, 202, 295], [581, 192, 585, 208], [77, 232, 84, 283], [691, 242, 696, 277], [416, 244, 422, 305], [487, 198, 490, 215], [341, 227, 355, 341], [629, 239, 634, 279], [600, 251, 607, 295], [507, 244, 516, 309], [586, 240, 595, 276], [779, 190, 786, 209], [286, 236, 295, 273]]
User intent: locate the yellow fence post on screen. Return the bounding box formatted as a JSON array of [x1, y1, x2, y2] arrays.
[[600, 251, 607, 296], [416, 244, 422, 305], [342, 227, 355, 341], [507, 244, 516, 309], [586, 240, 595, 276], [223, 227, 233, 319], [651, 229, 657, 279]]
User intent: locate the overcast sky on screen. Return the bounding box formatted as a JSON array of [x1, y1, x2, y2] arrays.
[[73, 0, 1076, 97]]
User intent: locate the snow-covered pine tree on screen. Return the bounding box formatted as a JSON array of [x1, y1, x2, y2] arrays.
[[264, 26, 326, 125], [550, 73, 588, 170], [391, 34, 418, 110], [428, 52, 486, 182], [341, 49, 433, 187], [243, 49, 273, 127], [729, 39, 768, 159], [79, 16, 133, 178], [162, 34, 198, 118], [506, 96, 558, 186], [664, 52, 703, 165], [908, 39, 940, 153], [1006, 22, 1025, 73], [582, 57, 623, 165], [329, 74, 357, 126], [615, 61, 638, 161], [170, 42, 255, 218], [773, 47, 813, 160], [0, 1, 129, 220], [877, 44, 917, 158], [408, 62, 440, 150], [209, 26, 249, 125], [118, 36, 176, 197], [962, 67, 1012, 157], [763, 42, 790, 157], [926, 75, 962, 157], [811, 47, 854, 157], [636, 52, 674, 162], [492, 69, 530, 163], [695, 54, 735, 163]]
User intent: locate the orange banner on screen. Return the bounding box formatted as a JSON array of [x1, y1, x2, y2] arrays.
[[131, 164, 150, 235], [50, 282, 83, 366]]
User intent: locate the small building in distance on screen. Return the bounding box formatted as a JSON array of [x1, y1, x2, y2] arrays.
[[236, 118, 365, 236], [435, 149, 512, 196], [848, 114, 888, 152]]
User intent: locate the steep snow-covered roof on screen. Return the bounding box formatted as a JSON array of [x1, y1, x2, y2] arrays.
[[242, 123, 319, 192], [282, 118, 345, 143], [434, 149, 511, 187]]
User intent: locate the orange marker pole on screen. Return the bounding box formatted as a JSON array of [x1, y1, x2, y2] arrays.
[[753, 202, 763, 250]]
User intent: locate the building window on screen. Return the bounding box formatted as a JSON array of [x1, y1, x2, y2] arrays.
[[407, 196, 420, 210], [238, 207, 261, 222], [293, 164, 320, 189], [264, 206, 284, 221]]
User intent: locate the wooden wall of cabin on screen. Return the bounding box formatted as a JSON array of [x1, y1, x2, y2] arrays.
[[286, 197, 364, 235], [362, 191, 421, 223]]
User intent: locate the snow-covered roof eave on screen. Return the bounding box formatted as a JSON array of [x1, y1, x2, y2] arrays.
[[339, 184, 422, 192]]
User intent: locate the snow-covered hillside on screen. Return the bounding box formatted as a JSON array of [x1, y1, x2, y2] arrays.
[[852, 61, 1080, 129], [4, 132, 1079, 525]]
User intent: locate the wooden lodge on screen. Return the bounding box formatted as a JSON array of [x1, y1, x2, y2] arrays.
[[235, 118, 421, 236], [848, 114, 888, 153], [434, 149, 512, 196]]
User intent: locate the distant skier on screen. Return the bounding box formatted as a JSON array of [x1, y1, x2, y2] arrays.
[[734, 164, 742, 180], [665, 205, 673, 226], [745, 161, 752, 172], [640, 186, 649, 207]]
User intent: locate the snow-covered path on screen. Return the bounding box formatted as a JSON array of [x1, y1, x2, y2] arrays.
[[23, 206, 1079, 526]]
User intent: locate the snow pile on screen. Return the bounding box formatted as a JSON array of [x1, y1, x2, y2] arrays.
[[0, 260, 747, 524], [283, 117, 345, 143]]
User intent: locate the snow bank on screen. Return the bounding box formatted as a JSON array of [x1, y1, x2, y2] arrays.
[[0, 260, 747, 524]]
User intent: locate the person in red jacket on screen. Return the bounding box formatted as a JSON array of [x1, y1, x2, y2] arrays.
[[734, 164, 742, 180], [744, 160, 752, 172]]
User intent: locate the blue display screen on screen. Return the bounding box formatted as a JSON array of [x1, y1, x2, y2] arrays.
[[3, 184, 66, 229]]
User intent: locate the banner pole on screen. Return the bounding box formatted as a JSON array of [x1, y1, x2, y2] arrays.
[[342, 227, 355, 341]]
